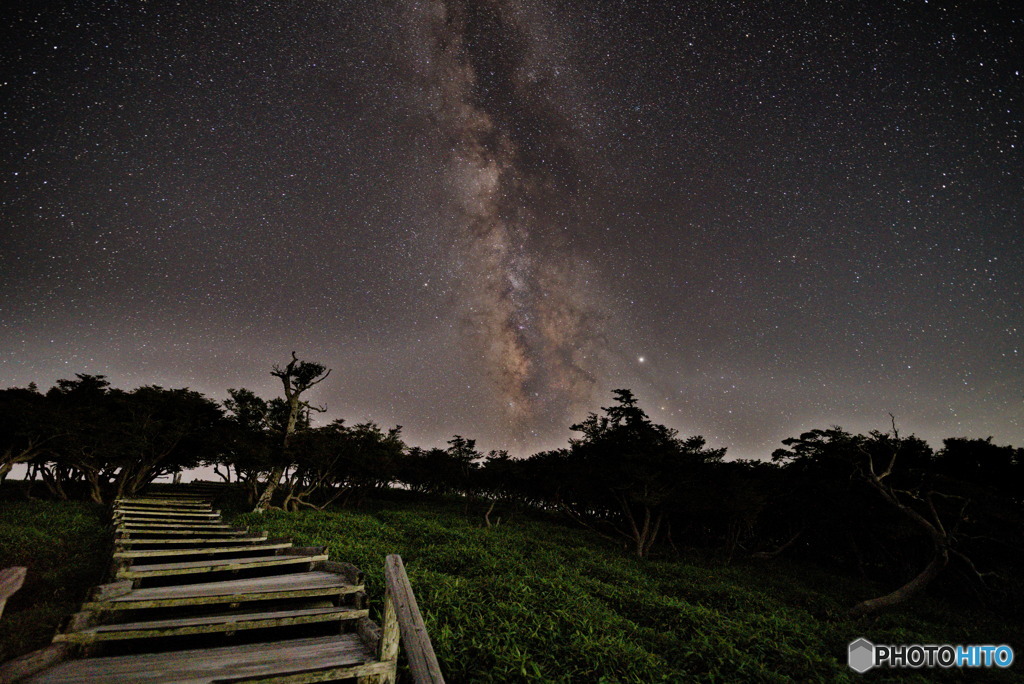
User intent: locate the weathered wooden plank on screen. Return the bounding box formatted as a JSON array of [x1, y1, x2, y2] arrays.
[[115, 519, 225, 527], [124, 499, 216, 507], [84, 572, 363, 610], [0, 642, 72, 682], [118, 521, 233, 528], [0, 566, 27, 618], [116, 498, 212, 507], [243, 660, 395, 684], [384, 554, 444, 684], [117, 529, 249, 538], [84, 581, 364, 610], [115, 528, 234, 535], [114, 510, 220, 519], [88, 580, 133, 602], [115, 505, 213, 512], [312, 560, 363, 586], [115, 535, 269, 547], [280, 545, 327, 556], [25, 634, 384, 683], [356, 616, 383, 656], [116, 553, 328, 579], [116, 498, 214, 505], [55, 606, 368, 642], [113, 542, 292, 559], [115, 504, 217, 511], [61, 610, 99, 634]]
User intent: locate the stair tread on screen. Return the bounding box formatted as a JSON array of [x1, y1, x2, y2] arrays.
[[120, 526, 232, 531], [116, 511, 220, 518], [117, 554, 327, 577], [27, 635, 379, 683], [111, 571, 357, 601], [61, 606, 363, 637], [115, 536, 268, 546], [118, 530, 248, 537], [114, 543, 291, 558], [132, 554, 313, 571]]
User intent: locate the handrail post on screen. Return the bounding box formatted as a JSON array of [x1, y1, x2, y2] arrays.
[[384, 554, 445, 684], [0, 566, 27, 619]]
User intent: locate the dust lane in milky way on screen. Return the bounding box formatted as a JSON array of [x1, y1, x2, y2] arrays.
[[0, 0, 1020, 458], [403, 0, 606, 445]]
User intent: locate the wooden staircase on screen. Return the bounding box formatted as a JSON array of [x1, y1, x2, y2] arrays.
[[7, 483, 403, 683]]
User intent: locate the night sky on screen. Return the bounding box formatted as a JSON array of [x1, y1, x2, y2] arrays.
[[2, 0, 1021, 459]]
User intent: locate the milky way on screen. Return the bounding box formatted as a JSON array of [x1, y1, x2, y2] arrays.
[[402, 0, 605, 443], [1, 1, 1020, 459]]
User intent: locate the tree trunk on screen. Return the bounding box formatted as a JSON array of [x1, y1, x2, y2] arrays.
[[752, 528, 804, 560], [253, 463, 286, 512], [87, 475, 104, 504], [848, 546, 949, 618]]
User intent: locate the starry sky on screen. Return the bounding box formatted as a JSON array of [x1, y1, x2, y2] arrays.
[[1, 0, 1021, 459]]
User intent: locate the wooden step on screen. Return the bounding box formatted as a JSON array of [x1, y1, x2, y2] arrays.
[[85, 571, 364, 610], [55, 606, 368, 643], [114, 542, 292, 559], [117, 529, 249, 538], [115, 518, 223, 526], [114, 501, 211, 507], [117, 499, 212, 507], [117, 528, 234, 532], [116, 554, 329, 579], [115, 515, 223, 524], [126, 499, 216, 506], [116, 533, 252, 541], [114, 510, 220, 518], [115, 535, 269, 547], [25, 634, 389, 683], [116, 498, 212, 505], [113, 511, 215, 519]]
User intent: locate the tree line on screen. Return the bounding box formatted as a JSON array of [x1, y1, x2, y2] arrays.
[[2, 355, 1021, 617]]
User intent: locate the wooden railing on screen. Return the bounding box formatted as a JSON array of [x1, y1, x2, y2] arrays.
[[384, 554, 444, 684], [0, 566, 27, 619]]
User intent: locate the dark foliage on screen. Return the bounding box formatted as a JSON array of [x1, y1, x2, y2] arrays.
[[3, 374, 1021, 618]]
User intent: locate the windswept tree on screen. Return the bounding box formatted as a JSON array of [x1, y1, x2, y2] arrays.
[[771, 419, 1002, 617], [222, 388, 277, 501], [0, 384, 57, 482], [565, 389, 725, 557], [22, 376, 224, 503], [276, 420, 404, 511], [253, 352, 331, 512]]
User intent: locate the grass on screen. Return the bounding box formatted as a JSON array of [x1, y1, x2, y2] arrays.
[[231, 493, 1023, 683], [0, 492, 109, 663], [1, 486, 1017, 681]]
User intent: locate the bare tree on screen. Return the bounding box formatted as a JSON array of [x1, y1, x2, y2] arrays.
[[848, 416, 975, 617], [253, 352, 331, 512]]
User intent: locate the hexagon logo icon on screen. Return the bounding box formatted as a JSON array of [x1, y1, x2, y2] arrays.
[[848, 638, 875, 673]]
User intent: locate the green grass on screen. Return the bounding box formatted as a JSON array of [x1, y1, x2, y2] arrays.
[[233, 494, 1023, 683], [1, 487, 1017, 682], [0, 495, 110, 663]]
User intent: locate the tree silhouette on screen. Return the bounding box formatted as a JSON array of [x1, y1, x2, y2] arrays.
[[253, 352, 331, 512], [565, 389, 725, 557]]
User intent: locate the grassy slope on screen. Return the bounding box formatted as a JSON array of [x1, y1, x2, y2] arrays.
[[232, 493, 1021, 683], [0, 495, 109, 663], [0, 488, 1016, 681]]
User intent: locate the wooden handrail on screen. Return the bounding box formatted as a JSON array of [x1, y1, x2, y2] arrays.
[[384, 554, 444, 684], [0, 566, 27, 619]]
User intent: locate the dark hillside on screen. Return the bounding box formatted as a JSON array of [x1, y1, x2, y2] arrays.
[[230, 493, 1020, 683], [0, 492, 108, 662]]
